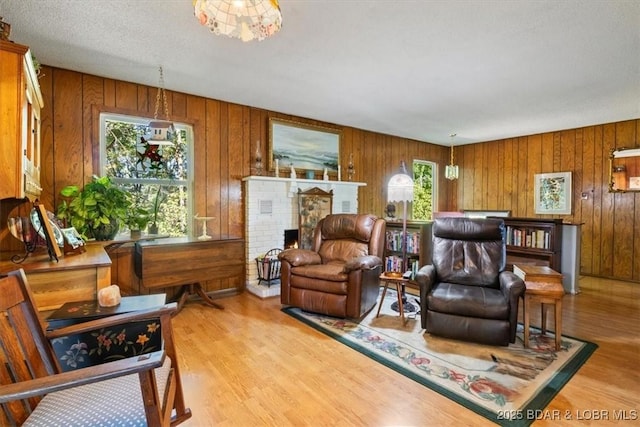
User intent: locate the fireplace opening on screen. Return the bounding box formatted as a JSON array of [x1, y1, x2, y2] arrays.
[[284, 229, 298, 249]]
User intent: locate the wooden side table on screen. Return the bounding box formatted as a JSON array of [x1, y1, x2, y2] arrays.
[[376, 273, 409, 324], [522, 281, 565, 351]]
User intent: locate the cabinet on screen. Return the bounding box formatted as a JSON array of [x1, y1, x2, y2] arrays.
[[0, 244, 112, 311], [134, 237, 245, 289], [384, 220, 433, 276], [0, 40, 43, 201], [495, 217, 563, 272]]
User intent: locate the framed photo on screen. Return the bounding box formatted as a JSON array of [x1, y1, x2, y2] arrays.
[[61, 227, 85, 250], [32, 203, 63, 261], [269, 118, 341, 175], [298, 187, 333, 249], [534, 172, 572, 215]]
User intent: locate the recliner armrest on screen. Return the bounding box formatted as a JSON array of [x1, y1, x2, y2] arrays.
[[498, 270, 526, 297], [342, 255, 382, 273], [278, 249, 322, 266], [416, 265, 436, 300]]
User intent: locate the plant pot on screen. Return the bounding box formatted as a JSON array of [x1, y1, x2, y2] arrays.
[[148, 224, 159, 235], [91, 218, 120, 241], [130, 229, 142, 239]]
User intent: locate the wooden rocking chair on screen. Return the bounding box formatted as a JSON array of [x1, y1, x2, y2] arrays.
[[0, 268, 192, 426]]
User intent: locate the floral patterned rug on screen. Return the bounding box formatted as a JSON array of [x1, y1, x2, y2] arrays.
[[282, 288, 597, 427]]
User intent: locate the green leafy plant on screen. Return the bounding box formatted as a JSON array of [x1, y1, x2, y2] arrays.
[[57, 175, 131, 240], [148, 186, 167, 232], [124, 206, 151, 231]]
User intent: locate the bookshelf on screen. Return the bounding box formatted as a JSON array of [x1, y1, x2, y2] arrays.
[[494, 217, 563, 272], [384, 220, 433, 277]]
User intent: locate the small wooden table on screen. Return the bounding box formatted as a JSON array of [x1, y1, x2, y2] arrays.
[[515, 265, 565, 351], [376, 273, 410, 324]]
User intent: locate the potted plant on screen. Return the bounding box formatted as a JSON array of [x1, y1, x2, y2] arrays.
[[124, 206, 150, 238], [147, 186, 167, 235], [57, 175, 131, 241]]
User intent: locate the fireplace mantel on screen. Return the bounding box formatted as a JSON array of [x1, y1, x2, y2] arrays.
[[243, 175, 366, 297]]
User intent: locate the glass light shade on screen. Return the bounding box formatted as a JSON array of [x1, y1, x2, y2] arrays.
[[388, 173, 414, 202], [445, 164, 459, 180], [194, 0, 283, 42]]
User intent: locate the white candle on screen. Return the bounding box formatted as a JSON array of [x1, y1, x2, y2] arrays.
[[338, 165, 341, 181], [275, 159, 279, 177]]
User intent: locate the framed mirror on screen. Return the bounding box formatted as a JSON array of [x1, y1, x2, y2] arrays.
[[609, 147, 640, 192]]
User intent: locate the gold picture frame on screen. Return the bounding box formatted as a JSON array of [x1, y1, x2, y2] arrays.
[[298, 187, 333, 249], [269, 118, 341, 175]]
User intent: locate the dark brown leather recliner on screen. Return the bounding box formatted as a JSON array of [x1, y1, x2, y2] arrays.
[[416, 217, 525, 346], [278, 214, 386, 318]]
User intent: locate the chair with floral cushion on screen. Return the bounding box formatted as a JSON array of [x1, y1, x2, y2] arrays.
[[0, 268, 191, 426]]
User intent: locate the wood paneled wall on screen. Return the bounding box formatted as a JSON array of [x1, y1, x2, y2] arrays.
[[33, 66, 450, 293], [33, 65, 640, 285], [37, 66, 450, 232], [455, 120, 640, 283]]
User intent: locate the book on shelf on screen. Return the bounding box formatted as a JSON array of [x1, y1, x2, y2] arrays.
[[506, 226, 550, 250], [385, 230, 421, 254], [385, 256, 420, 278]]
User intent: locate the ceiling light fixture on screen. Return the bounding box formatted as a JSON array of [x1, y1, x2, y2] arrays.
[[148, 66, 174, 146], [445, 133, 459, 180], [194, 0, 283, 42]]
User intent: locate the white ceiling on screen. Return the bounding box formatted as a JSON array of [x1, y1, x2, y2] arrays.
[[1, 0, 638, 146]]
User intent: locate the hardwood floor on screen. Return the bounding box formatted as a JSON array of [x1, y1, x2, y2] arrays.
[[172, 276, 640, 426]]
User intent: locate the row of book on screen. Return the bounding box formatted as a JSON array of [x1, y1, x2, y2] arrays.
[[506, 226, 551, 250], [385, 255, 420, 278], [385, 230, 421, 253]]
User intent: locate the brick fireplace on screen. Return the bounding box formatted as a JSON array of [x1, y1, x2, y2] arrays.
[[243, 176, 366, 298]]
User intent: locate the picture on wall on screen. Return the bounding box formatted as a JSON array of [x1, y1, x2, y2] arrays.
[[534, 172, 572, 215], [269, 118, 341, 174]]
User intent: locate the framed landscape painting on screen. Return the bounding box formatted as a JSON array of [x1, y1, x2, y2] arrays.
[[269, 118, 341, 175], [534, 172, 572, 215]]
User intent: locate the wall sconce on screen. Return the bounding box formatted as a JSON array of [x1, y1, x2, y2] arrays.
[[445, 133, 459, 180]]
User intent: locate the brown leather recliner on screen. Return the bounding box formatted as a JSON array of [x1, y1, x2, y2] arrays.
[[416, 217, 525, 346], [279, 214, 386, 318]]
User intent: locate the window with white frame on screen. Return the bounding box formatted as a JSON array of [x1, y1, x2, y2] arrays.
[[412, 160, 436, 221], [100, 113, 193, 236]]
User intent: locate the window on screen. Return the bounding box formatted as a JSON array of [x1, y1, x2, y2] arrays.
[[100, 113, 193, 236], [412, 160, 436, 221]]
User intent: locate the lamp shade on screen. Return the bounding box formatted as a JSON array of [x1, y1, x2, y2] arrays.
[[387, 172, 414, 203], [195, 0, 283, 42], [445, 164, 459, 180]]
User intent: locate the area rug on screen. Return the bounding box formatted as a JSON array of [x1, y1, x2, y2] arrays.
[[282, 288, 597, 427]]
